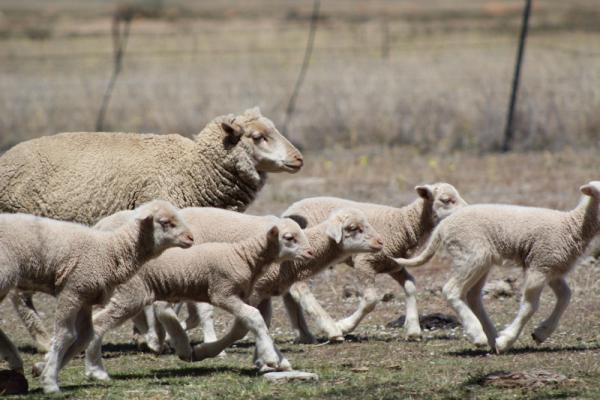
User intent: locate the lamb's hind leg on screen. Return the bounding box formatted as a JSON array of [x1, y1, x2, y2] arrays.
[[532, 276, 570, 344], [466, 273, 497, 349], [388, 267, 422, 340], [0, 291, 23, 373], [155, 301, 193, 361], [283, 291, 317, 344], [254, 299, 291, 371], [10, 291, 52, 352], [335, 262, 379, 335], [495, 269, 546, 353]]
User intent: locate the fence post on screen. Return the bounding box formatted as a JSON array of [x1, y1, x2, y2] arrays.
[[501, 0, 532, 152]]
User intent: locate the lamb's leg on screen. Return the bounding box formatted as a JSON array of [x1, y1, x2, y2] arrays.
[[532, 276, 570, 344], [192, 318, 248, 361], [143, 304, 165, 354], [254, 299, 292, 371], [10, 290, 52, 352], [288, 281, 344, 341], [495, 269, 546, 353], [336, 263, 380, 335], [443, 271, 489, 348], [58, 306, 94, 369], [85, 298, 147, 381], [283, 291, 317, 344], [212, 296, 281, 370], [388, 267, 422, 340], [155, 301, 193, 361], [466, 273, 497, 349], [41, 300, 79, 393], [0, 291, 23, 373], [181, 302, 201, 331]]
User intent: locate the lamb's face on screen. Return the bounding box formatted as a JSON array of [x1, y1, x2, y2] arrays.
[[416, 182, 467, 224], [135, 200, 194, 252], [272, 218, 313, 261], [239, 107, 304, 174], [326, 208, 384, 254]]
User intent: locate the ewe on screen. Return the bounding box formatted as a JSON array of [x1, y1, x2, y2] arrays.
[[0, 200, 192, 393], [0, 107, 302, 352], [394, 182, 600, 353], [85, 217, 312, 380], [279, 183, 466, 342]]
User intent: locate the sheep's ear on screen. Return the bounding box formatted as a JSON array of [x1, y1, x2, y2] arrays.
[[134, 209, 154, 224], [415, 185, 434, 200], [325, 221, 343, 244], [221, 121, 243, 145], [267, 225, 279, 240], [580, 184, 598, 197]]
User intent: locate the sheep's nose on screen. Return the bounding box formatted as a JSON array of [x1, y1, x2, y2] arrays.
[[294, 154, 304, 167], [181, 233, 194, 247]]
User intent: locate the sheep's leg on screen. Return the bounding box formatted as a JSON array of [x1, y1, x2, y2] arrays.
[[180, 302, 201, 331], [213, 296, 280, 370], [388, 267, 422, 340], [143, 304, 166, 354], [288, 281, 344, 342], [495, 269, 546, 353], [0, 291, 23, 373], [465, 273, 497, 349], [336, 264, 379, 335], [58, 306, 94, 369], [254, 299, 292, 371], [283, 291, 317, 344], [192, 318, 247, 361], [155, 301, 193, 361], [532, 276, 570, 344], [443, 266, 490, 347], [10, 290, 52, 353], [41, 300, 79, 393], [85, 298, 147, 381]]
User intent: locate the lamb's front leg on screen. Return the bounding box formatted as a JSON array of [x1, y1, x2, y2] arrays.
[[213, 296, 281, 370], [192, 318, 247, 361], [254, 299, 291, 371], [283, 291, 317, 344], [532, 277, 570, 344], [155, 301, 193, 361], [495, 269, 546, 353], [41, 301, 79, 393], [143, 304, 166, 354], [336, 263, 379, 335], [288, 282, 344, 342], [388, 267, 422, 340]]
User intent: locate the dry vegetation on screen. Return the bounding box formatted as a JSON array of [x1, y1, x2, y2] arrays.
[[1, 1, 600, 398]]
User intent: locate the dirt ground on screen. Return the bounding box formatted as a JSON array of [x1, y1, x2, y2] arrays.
[[1, 148, 600, 399]]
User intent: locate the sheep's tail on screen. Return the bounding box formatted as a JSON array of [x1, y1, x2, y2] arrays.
[[391, 227, 442, 271]]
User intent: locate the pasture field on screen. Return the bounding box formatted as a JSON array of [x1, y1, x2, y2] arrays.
[[2, 148, 600, 399]]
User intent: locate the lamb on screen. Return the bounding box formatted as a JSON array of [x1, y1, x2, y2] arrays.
[[0, 200, 194, 393], [393, 181, 600, 353], [0, 106, 303, 352], [278, 183, 466, 343], [84, 216, 313, 381], [167, 207, 384, 367]]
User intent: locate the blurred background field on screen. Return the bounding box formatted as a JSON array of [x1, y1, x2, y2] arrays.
[[1, 0, 600, 153]]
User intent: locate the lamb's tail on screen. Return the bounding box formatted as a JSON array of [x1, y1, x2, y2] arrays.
[[391, 227, 442, 272]]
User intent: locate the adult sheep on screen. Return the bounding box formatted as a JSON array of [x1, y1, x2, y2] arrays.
[[0, 106, 303, 351]]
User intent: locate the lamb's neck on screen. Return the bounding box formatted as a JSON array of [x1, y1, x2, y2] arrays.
[[286, 224, 344, 281], [191, 121, 266, 212], [233, 234, 280, 276], [568, 196, 600, 246], [108, 222, 155, 284], [392, 198, 434, 251]]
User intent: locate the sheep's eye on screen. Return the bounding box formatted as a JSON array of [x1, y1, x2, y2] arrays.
[[283, 233, 295, 242], [440, 197, 454, 205], [252, 132, 267, 142], [159, 219, 175, 229], [347, 224, 357, 231]]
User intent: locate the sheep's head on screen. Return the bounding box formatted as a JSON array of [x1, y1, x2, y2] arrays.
[[134, 200, 194, 253], [221, 107, 304, 174], [266, 217, 313, 261], [325, 208, 384, 253], [580, 181, 600, 199], [416, 182, 467, 224]]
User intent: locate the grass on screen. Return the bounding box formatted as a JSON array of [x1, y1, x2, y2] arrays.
[[3, 147, 600, 399]]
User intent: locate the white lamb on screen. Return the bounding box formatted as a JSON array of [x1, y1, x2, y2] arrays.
[[0, 200, 193, 393], [393, 181, 600, 353]]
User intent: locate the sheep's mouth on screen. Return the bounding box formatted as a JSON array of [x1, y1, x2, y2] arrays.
[[283, 161, 303, 172]]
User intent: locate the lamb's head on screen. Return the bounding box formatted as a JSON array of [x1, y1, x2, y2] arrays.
[[221, 107, 304, 174], [325, 208, 384, 254], [416, 182, 467, 224], [266, 217, 313, 261], [133, 200, 194, 253]]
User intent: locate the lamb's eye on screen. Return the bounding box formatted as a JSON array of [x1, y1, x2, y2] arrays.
[[159, 218, 175, 229], [252, 132, 267, 142], [283, 233, 295, 242], [440, 197, 454, 205], [347, 224, 357, 231]]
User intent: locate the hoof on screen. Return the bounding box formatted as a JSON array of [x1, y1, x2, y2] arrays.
[[86, 369, 111, 381], [31, 362, 45, 377], [42, 383, 60, 394], [405, 331, 423, 342], [531, 332, 544, 345], [328, 335, 345, 344]]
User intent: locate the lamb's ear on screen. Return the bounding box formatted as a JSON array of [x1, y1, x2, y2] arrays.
[[415, 185, 434, 200], [221, 121, 244, 146], [580, 184, 598, 197], [134, 209, 154, 224], [267, 225, 279, 240], [325, 220, 343, 244]]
